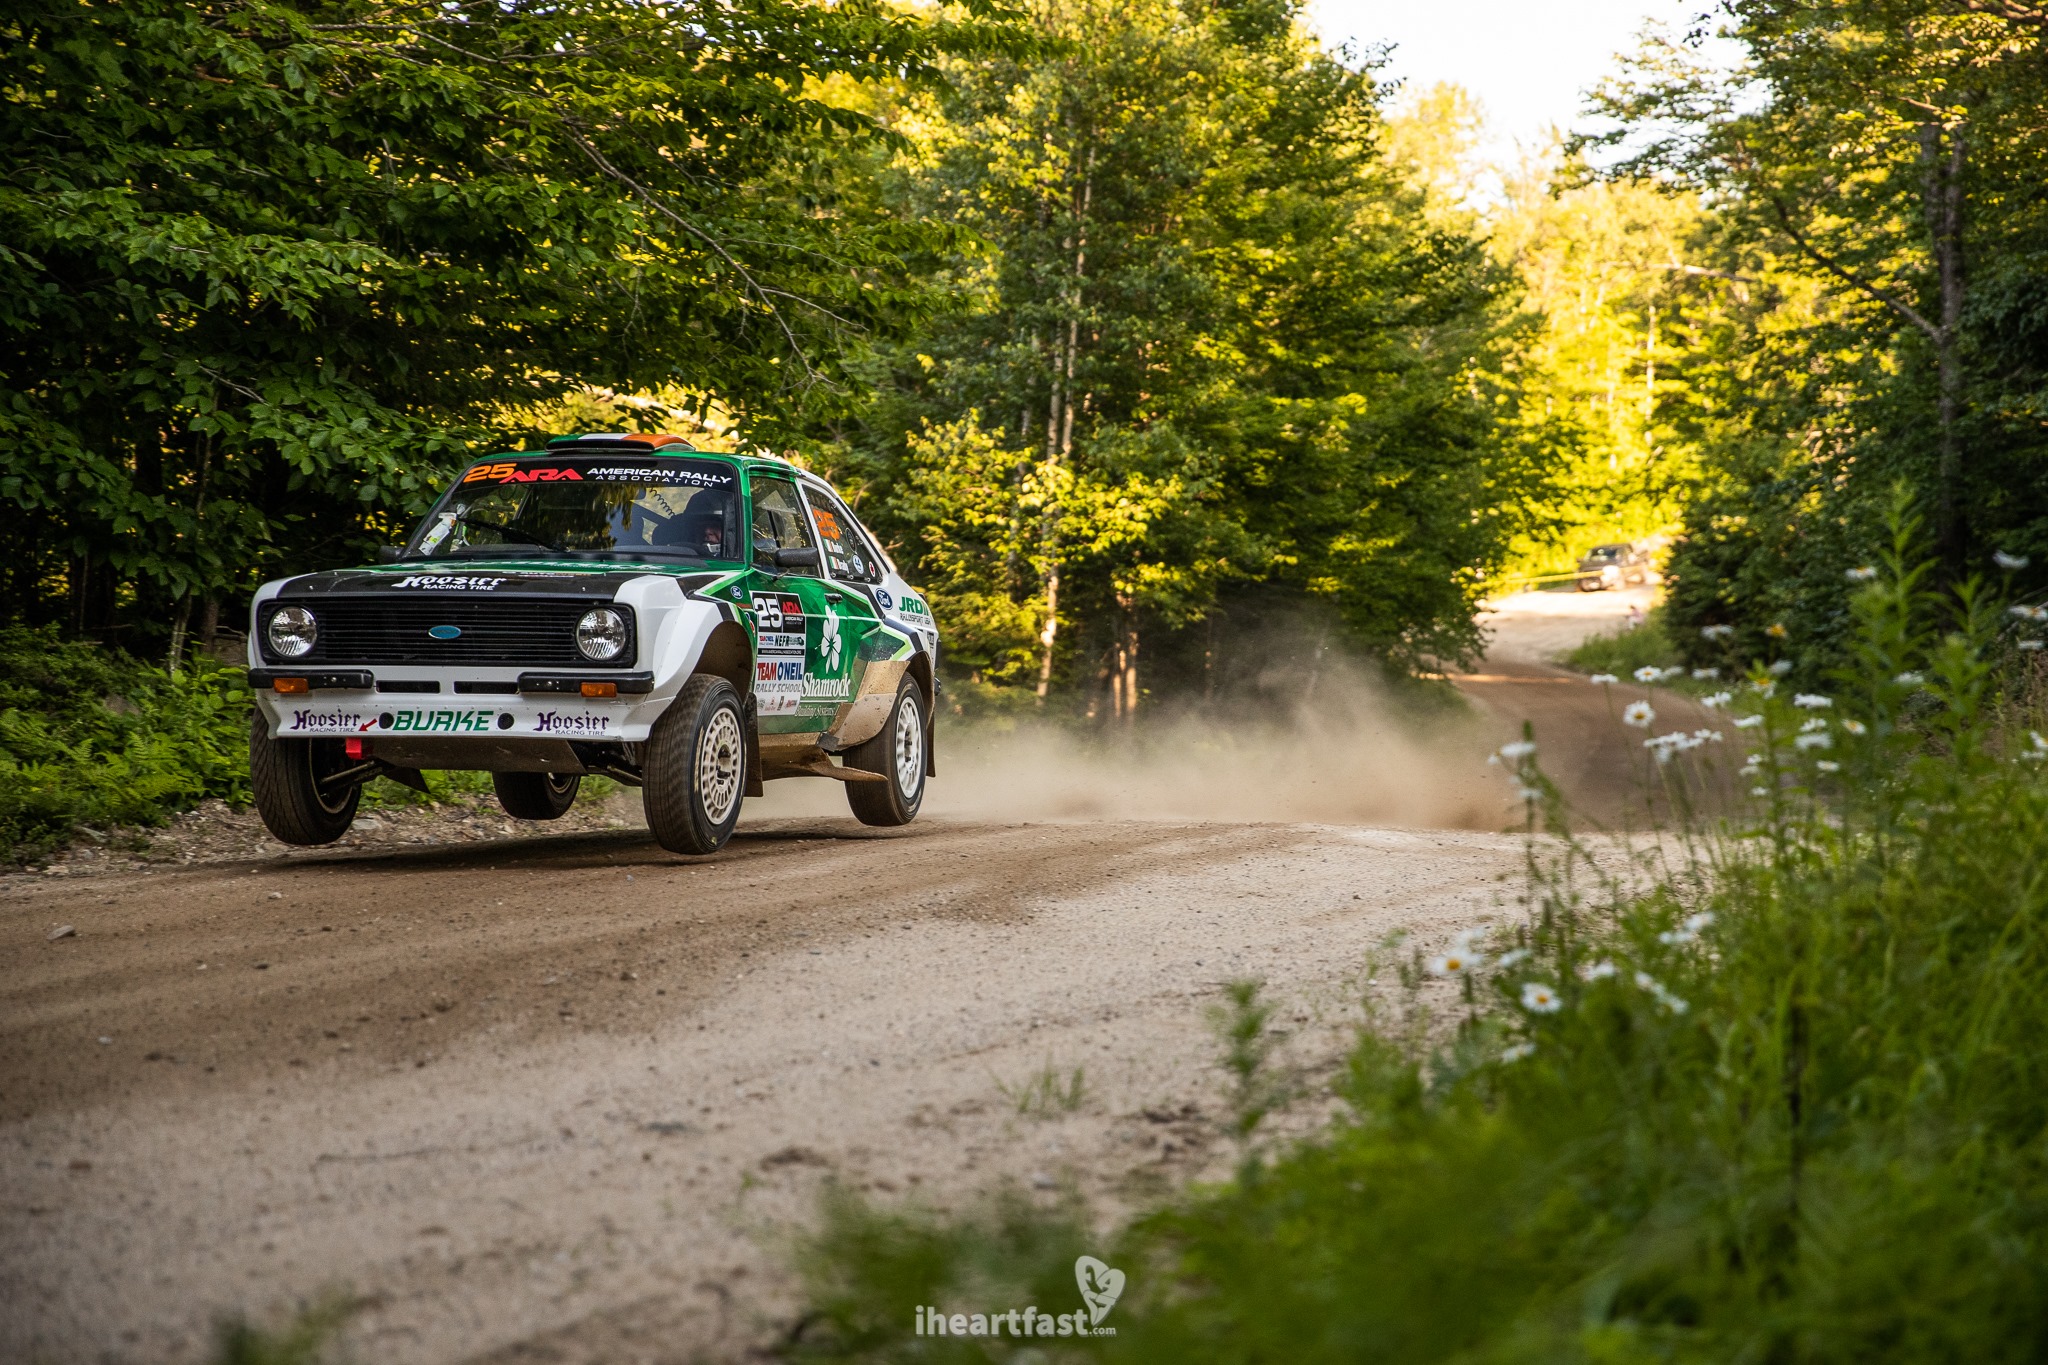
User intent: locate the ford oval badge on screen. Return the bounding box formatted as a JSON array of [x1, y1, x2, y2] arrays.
[[428, 624, 462, 640]]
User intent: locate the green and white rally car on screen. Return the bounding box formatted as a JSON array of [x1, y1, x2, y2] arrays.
[[247, 433, 939, 854]]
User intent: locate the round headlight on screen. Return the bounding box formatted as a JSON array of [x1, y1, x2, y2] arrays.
[[576, 607, 627, 661], [267, 605, 318, 658]]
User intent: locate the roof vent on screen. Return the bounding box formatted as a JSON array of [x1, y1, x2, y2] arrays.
[[543, 432, 697, 451]]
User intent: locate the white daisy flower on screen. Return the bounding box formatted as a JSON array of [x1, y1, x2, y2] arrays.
[[1792, 693, 1831, 709], [1634, 971, 1689, 1014], [1428, 949, 1483, 977], [1750, 786, 1770, 797], [1845, 566, 1879, 582], [1633, 665, 1662, 684], [1494, 948, 1529, 970], [1800, 717, 1829, 733], [1500, 1042, 1536, 1064], [1520, 981, 1563, 1014], [1623, 701, 1656, 728], [1700, 624, 1735, 641], [2009, 605, 2047, 622], [1751, 680, 1777, 697], [1684, 912, 1715, 932], [1701, 690, 1733, 709], [1768, 660, 1794, 676], [1795, 731, 1832, 750], [1577, 960, 1618, 982], [1840, 718, 1867, 735], [1740, 762, 1761, 776], [1995, 552, 2031, 571], [1589, 673, 1619, 685], [1816, 760, 1841, 773], [2021, 640, 2044, 652], [1693, 729, 1723, 743], [1734, 715, 1765, 729], [1498, 740, 1536, 761], [1895, 671, 1925, 686], [1658, 666, 1686, 681]]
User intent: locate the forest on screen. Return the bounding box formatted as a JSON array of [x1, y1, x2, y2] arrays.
[[2, 0, 2044, 701]]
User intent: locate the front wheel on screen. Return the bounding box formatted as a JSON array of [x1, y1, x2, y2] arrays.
[[249, 713, 360, 846], [845, 679, 926, 827], [642, 675, 747, 855], [493, 771, 581, 820]]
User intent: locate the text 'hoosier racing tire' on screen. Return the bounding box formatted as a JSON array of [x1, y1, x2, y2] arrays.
[[248, 713, 360, 846], [845, 677, 926, 827], [492, 771, 581, 821], [642, 674, 747, 855]]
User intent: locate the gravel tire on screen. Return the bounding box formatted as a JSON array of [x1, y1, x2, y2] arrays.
[[248, 712, 360, 846], [845, 677, 926, 827], [642, 675, 747, 855], [493, 771, 581, 820]]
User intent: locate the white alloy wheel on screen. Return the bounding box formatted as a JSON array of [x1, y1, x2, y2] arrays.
[[698, 703, 745, 826], [893, 690, 924, 797]]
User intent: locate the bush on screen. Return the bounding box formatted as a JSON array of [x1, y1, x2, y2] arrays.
[[1561, 605, 1680, 677], [786, 539, 2048, 1362], [0, 626, 253, 862]]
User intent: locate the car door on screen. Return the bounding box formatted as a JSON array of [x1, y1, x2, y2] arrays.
[[747, 472, 835, 736], [800, 483, 883, 713]]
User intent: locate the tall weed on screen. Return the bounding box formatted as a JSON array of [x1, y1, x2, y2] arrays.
[[787, 530, 2048, 1361]]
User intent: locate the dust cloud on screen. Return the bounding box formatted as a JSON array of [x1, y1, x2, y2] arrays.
[[742, 671, 1510, 831]]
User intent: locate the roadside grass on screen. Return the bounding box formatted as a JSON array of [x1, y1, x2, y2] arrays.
[[784, 534, 2048, 1362], [0, 626, 253, 863], [1561, 604, 1679, 677]]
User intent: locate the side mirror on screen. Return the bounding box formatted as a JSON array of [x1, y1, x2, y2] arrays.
[[377, 545, 405, 562], [753, 535, 779, 565], [774, 546, 821, 569]]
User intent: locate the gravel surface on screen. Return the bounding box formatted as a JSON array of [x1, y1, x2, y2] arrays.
[[0, 588, 1663, 1364]]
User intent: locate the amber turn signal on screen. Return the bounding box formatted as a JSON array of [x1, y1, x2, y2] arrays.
[[273, 677, 310, 695], [580, 681, 618, 699]]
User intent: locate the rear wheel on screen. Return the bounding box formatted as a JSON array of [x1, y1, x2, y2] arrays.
[[845, 679, 926, 827], [642, 675, 747, 854], [493, 771, 580, 820], [249, 713, 360, 846]]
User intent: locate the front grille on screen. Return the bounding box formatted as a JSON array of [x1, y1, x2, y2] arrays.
[[264, 597, 636, 668]]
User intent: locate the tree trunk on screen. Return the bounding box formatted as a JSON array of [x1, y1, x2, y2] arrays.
[[1110, 593, 1140, 724], [1035, 145, 1093, 700], [1921, 122, 1967, 569]]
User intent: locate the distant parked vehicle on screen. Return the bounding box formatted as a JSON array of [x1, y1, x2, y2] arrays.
[[1576, 543, 1651, 591]]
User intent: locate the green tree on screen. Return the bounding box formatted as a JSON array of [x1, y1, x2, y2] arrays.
[[0, 0, 995, 656], [1586, 2, 2048, 663], [819, 0, 1524, 712]]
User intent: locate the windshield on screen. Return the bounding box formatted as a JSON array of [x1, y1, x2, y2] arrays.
[[406, 457, 744, 562]]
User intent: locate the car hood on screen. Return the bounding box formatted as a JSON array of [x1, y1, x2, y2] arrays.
[[276, 561, 729, 599]]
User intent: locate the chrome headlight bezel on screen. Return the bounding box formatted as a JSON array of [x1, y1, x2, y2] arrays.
[[575, 606, 629, 662], [266, 604, 319, 659]]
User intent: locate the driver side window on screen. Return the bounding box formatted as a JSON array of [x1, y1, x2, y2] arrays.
[[750, 476, 817, 575]]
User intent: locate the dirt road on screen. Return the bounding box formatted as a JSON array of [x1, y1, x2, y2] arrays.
[[0, 587, 1672, 1364]]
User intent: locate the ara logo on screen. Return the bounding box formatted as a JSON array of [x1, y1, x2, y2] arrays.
[[427, 625, 463, 640]]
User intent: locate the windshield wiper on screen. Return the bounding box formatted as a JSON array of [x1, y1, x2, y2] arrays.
[[451, 515, 560, 553]]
